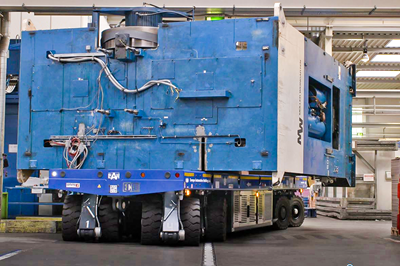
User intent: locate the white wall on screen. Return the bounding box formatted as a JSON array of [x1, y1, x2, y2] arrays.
[[9, 13, 109, 39], [356, 151, 393, 210], [9, 13, 89, 39]]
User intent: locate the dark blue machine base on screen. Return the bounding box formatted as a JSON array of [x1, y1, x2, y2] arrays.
[[49, 169, 273, 196]]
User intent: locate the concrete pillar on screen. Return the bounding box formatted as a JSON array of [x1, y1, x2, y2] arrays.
[[324, 25, 333, 56]]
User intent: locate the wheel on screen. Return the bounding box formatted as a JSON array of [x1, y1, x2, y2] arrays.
[[205, 196, 227, 242], [98, 197, 120, 242], [141, 196, 163, 245], [181, 197, 201, 246], [273, 196, 291, 230], [62, 195, 82, 241], [289, 196, 305, 227]]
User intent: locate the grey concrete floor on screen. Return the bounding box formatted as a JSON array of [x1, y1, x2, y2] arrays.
[[0, 216, 398, 266]]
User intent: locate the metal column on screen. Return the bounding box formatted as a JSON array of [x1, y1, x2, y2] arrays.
[[0, 12, 10, 219], [324, 25, 333, 56]]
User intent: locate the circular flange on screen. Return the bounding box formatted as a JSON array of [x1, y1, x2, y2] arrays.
[[101, 26, 158, 49]]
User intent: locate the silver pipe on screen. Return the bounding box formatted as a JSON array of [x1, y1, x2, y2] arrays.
[[354, 134, 400, 137], [353, 109, 400, 112], [353, 122, 400, 128], [0, 12, 10, 220], [358, 113, 400, 116], [353, 105, 400, 108], [355, 96, 400, 99]]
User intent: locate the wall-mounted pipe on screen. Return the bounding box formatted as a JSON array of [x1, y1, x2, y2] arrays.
[[0, 12, 10, 220], [353, 122, 400, 128]]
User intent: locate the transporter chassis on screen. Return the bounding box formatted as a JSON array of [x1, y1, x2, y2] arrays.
[[53, 169, 305, 245]]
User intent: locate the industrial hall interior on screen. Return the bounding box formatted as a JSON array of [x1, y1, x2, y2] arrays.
[[1, 0, 400, 266]]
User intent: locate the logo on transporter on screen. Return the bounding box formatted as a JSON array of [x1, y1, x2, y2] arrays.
[[297, 118, 303, 145], [108, 172, 120, 180]]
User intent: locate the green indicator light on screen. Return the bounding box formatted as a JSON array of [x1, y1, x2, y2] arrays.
[[206, 16, 225, 21]]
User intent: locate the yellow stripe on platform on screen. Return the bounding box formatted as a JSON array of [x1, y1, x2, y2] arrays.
[[184, 172, 195, 177], [203, 174, 212, 178], [240, 176, 260, 180], [15, 216, 62, 221], [228, 175, 239, 179], [214, 175, 222, 178], [261, 177, 272, 180], [0, 220, 59, 233]]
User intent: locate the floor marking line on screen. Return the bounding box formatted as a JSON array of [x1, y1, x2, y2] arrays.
[[384, 238, 400, 243], [202, 242, 216, 266], [0, 249, 22, 261]]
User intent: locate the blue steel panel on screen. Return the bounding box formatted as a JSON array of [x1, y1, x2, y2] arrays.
[[49, 169, 186, 196], [303, 39, 353, 184], [4, 38, 39, 215], [7, 40, 21, 75]]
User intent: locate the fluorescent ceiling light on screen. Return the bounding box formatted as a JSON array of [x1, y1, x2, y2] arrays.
[[371, 54, 400, 62], [386, 40, 400, 47], [356, 71, 400, 78]]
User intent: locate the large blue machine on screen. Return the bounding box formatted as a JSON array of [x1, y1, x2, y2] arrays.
[[15, 5, 355, 244], [17, 7, 355, 192]]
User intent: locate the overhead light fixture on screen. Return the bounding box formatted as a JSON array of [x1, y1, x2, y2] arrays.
[[356, 70, 400, 78], [386, 40, 400, 48], [361, 50, 369, 62], [360, 40, 369, 62], [371, 54, 400, 63]]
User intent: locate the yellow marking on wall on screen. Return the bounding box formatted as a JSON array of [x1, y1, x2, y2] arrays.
[[184, 172, 195, 177], [203, 174, 212, 178], [214, 175, 222, 178]]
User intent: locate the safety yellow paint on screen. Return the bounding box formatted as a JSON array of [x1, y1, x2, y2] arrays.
[[228, 175, 239, 179], [240, 176, 260, 180], [214, 175, 222, 178], [0, 220, 58, 233], [261, 177, 272, 180], [184, 172, 195, 177], [203, 174, 212, 178], [15, 216, 61, 221]]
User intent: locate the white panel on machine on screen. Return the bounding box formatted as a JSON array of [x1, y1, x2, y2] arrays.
[[274, 3, 305, 182]]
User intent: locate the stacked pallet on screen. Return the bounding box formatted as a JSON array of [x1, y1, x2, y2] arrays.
[[316, 197, 391, 220], [391, 158, 400, 236]]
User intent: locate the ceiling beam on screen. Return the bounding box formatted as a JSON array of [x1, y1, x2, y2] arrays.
[[357, 65, 400, 70], [357, 79, 400, 84], [0, 5, 400, 18], [355, 89, 400, 98], [333, 47, 400, 53], [333, 32, 400, 40]]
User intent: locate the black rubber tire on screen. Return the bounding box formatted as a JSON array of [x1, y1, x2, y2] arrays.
[[273, 196, 291, 230], [98, 197, 120, 242], [205, 196, 227, 242], [141, 197, 163, 245], [62, 195, 82, 241], [289, 196, 305, 227], [181, 197, 201, 246]]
